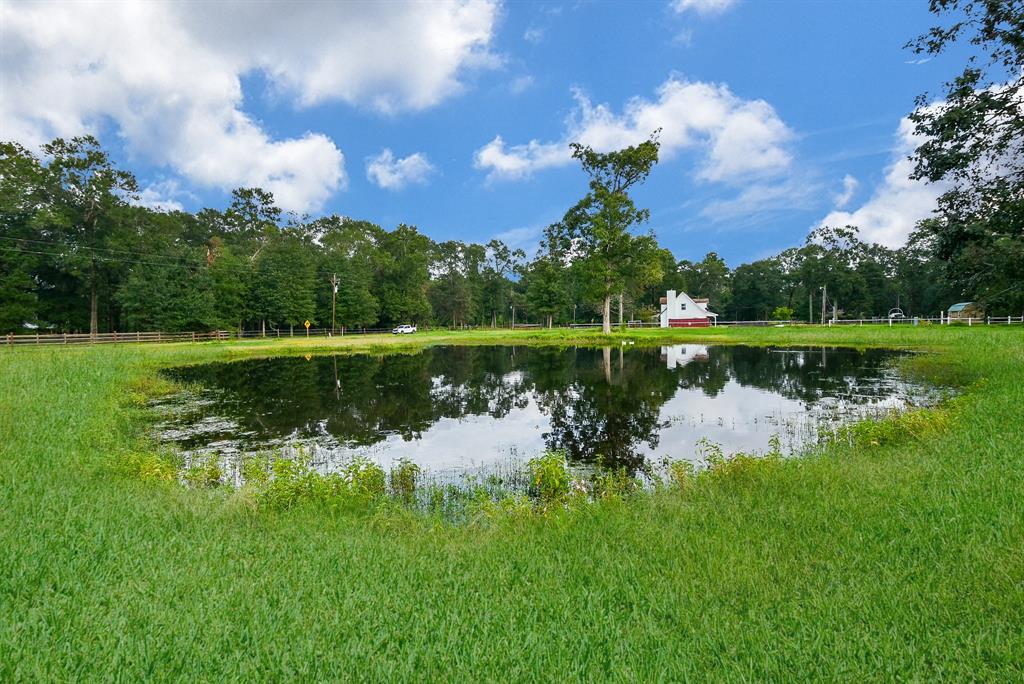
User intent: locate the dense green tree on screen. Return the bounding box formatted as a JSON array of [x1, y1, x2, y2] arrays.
[[0, 143, 45, 332], [679, 252, 731, 314], [250, 231, 316, 332], [638, 248, 687, 316], [206, 239, 249, 330], [893, 233, 958, 316], [430, 240, 475, 327], [41, 136, 138, 334], [729, 259, 785, 320], [376, 224, 433, 325], [481, 239, 525, 327], [524, 250, 567, 328], [907, 0, 1024, 313], [314, 217, 380, 331], [117, 248, 215, 331], [0, 133, 992, 334], [222, 187, 282, 249], [546, 133, 663, 333]]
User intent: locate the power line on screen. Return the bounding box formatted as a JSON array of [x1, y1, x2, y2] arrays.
[[0, 235, 189, 260], [0, 245, 196, 270], [0, 242, 343, 280], [0, 244, 342, 282]]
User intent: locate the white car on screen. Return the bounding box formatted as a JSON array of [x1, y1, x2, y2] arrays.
[[392, 324, 417, 334]]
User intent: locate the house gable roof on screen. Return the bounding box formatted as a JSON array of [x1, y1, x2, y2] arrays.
[[662, 290, 717, 317]]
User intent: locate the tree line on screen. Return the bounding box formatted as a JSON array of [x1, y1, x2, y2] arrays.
[[0, 134, 1010, 336], [2, 1, 1021, 334]]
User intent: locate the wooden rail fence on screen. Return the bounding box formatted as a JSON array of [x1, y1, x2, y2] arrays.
[[5, 330, 231, 346]]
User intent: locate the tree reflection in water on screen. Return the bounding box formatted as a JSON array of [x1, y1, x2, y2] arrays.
[[158, 344, 928, 474]]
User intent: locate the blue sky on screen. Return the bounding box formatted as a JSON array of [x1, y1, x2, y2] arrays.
[[2, 0, 966, 264]]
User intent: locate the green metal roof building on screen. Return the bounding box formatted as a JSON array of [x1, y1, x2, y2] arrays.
[[947, 302, 982, 319]]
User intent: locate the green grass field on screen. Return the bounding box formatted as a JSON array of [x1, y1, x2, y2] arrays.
[[2, 326, 1022, 681]]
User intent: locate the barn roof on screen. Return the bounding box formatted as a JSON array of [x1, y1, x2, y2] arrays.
[[947, 302, 974, 312]]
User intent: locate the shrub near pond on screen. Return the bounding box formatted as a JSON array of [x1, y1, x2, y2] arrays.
[[236, 451, 389, 510], [666, 459, 696, 491], [183, 453, 222, 488], [837, 405, 952, 449], [527, 451, 571, 506], [117, 450, 178, 483], [389, 458, 421, 504], [340, 457, 386, 497], [590, 465, 642, 502], [168, 431, 852, 516]]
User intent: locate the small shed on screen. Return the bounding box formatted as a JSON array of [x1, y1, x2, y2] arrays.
[[659, 290, 718, 328], [947, 302, 983, 320]]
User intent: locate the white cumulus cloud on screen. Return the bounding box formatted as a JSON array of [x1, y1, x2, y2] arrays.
[[0, 0, 500, 211], [834, 174, 859, 208], [702, 177, 820, 222], [672, 0, 738, 16], [509, 75, 536, 96], [133, 179, 195, 213], [366, 150, 436, 190], [474, 78, 793, 183], [523, 27, 545, 44], [815, 119, 944, 247]]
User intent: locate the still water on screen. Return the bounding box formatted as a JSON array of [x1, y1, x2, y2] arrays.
[[153, 344, 939, 480]]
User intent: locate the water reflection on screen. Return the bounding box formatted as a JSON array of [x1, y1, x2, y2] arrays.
[[154, 344, 936, 475]]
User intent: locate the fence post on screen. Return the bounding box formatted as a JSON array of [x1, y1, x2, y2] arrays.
[[35, 333, 39, 344], [64, 333, 68, 344], [113, 330, 118, 343], [157, 331, 161, 342], [192, 331, 196, 343], [968, 317, 972, 326], [7, 333, 12, 347]]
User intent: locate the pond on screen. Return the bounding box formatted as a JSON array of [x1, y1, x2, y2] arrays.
[[152, 344, 940, 486]]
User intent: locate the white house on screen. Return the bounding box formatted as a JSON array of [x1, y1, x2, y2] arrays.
[[659, 290, 717, 328]]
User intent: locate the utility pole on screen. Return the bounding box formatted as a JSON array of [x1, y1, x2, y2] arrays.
[[809, 292, 813, 324], [833, 302, 837, 324], [329, 273, 338, 334], [821, 285, 827, 325]]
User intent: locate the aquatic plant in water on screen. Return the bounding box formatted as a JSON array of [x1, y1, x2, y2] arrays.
[[527, 451, 571, 505], [389, 458, 422, 504], [153, 422, 882, 520]]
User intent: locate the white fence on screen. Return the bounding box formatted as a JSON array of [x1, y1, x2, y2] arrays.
[[6, 314, 1022, 347], [5, 327, 398, 347], [827, 315, 1023, 327]]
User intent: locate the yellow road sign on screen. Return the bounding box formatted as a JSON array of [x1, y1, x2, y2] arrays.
[[304, 320, 310, 329]]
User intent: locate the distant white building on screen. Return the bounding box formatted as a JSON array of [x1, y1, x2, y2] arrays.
[[659, 290, 718, 328]]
